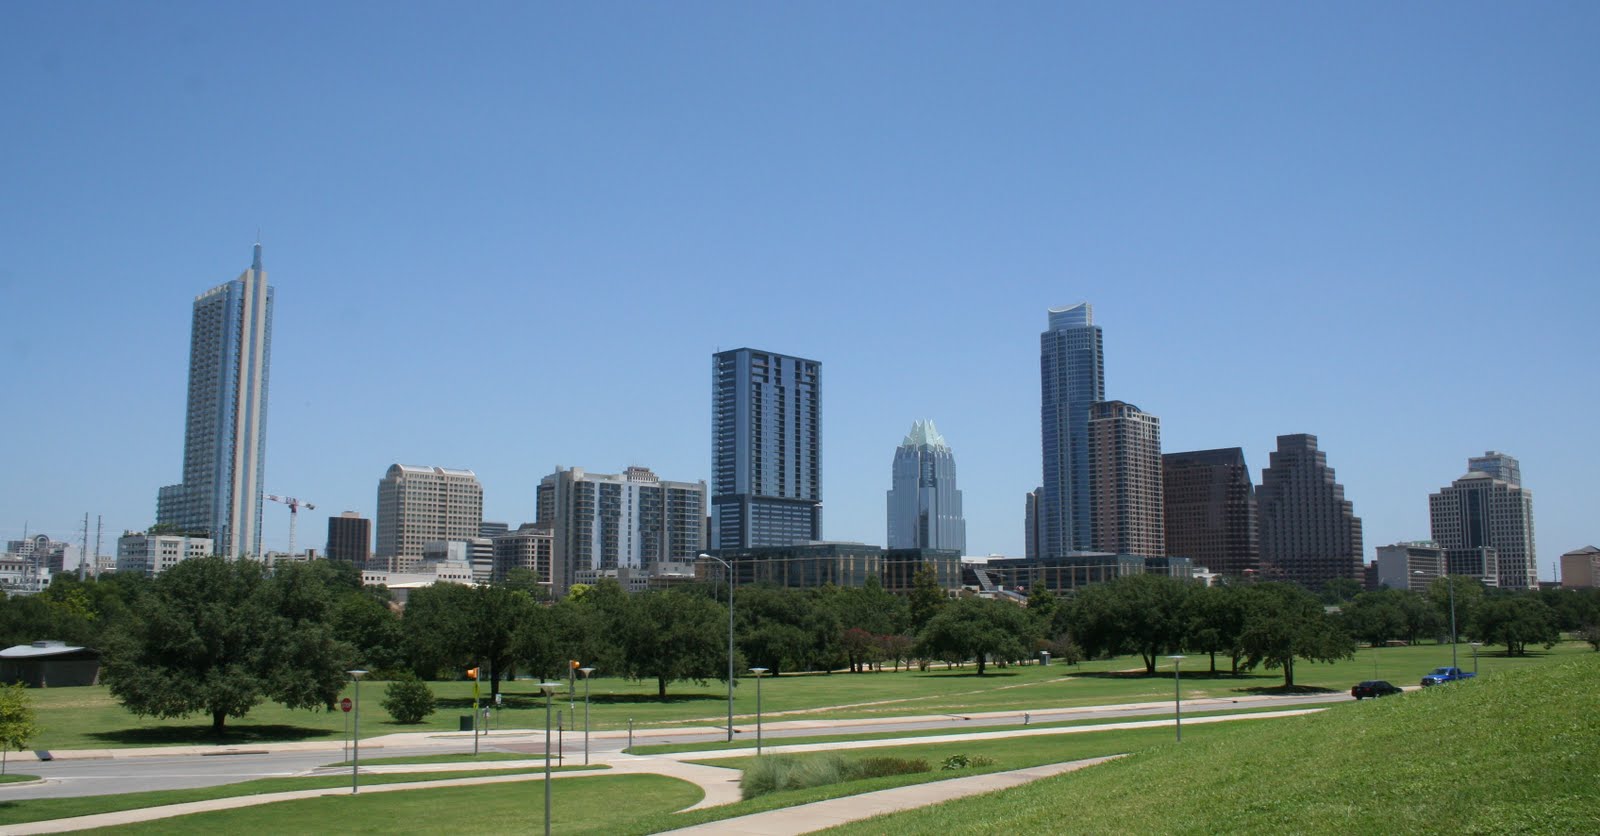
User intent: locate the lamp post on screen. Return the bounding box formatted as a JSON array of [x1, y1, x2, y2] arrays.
[[699, 552, 736, 742], [1470, 642, 1482, 676], [346, 669, 368, 794], [749, 668, 768, 755], [1168, 655, 1185, 743], [538, 681, 561, 836], [1417, 570, 1458, 669], [579, 667, 595, 765]]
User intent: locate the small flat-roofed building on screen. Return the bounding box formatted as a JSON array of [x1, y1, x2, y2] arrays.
[[0, 640, 101, 687]]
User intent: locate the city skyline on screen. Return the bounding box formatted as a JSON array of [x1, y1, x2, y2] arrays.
[[3, 6, 1596, 578]]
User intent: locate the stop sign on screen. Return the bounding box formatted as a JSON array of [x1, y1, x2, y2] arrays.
[[341, 697, 353, 713]]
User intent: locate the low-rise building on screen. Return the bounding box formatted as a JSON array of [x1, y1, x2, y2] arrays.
[[116, 531, 214, 576], [1560, 546, 1600, 588], [1375, 542, 1446, 591]]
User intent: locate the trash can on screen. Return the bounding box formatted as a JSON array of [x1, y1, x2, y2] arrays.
[[459, 715, 475, 731], [1040, 651, 1052, 666]]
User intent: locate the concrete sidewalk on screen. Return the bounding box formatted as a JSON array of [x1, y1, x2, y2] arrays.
[[657, 756, 1125, 835]]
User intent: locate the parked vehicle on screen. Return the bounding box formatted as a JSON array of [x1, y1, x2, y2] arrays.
[[1420, 666, 1476, 686], [1351, 680, 1403, 700]]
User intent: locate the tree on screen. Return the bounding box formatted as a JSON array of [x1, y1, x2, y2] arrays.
[[1319, 577, 1363, 606], [0, 683, 38, 775], [839, 627, 878, 673], [103, 557, 353, 733], [907, 565, 948, 635], [1472, 595, 1559, 656], [611, 590, 728, 697], [1237, 583, 1356, 687], [381, 674, 437, 724], [1065, 574, 1192, 674], [1184, 584, 1248, 674], [1342, 590, 1408, 648], [402, 582, 535, 698], [876, 633, 914, 671], [1026, 583, 1058, 626], [1428, 575, 1486, 641], [915, 597, 1036, 675], [331, 592, 404, 673]]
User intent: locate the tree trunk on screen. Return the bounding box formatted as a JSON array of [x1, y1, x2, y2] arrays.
[[3, 745, 8, 775], [1143, 652, 1156, 675], [1209, 651, 1217, 674], [212, 709, 227, 733], [1283, 658, 1295, 688], [657, 676, 668, 698], [976, 654, 986, 675]]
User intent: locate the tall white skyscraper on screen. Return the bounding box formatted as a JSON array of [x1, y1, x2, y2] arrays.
[[1040, 303, 1105, 557], [886, 420, 966, 552], [1430, 453, 1536, 589], [156, 243, 274, 558], [374, 464, 484, 573]]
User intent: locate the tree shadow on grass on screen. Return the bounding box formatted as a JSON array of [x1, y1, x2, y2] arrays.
[[434, 693, 729, 710], [87, 724, 338, 746], [1070, 670, 1260, 682], [1233, 684, 1340, 695], [912, 670, 1024, 679]]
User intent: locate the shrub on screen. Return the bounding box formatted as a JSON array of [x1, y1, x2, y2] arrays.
[[851, 757, 931, 779], [941, 753, 996, 770], [740, 754, 933, 800], [381, 675, 437, 724]]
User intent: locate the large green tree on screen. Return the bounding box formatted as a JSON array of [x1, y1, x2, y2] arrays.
[[611, 590, 729, 697], [1184, 583, 1248, 674], [402, 582, 536, 697], [0, 682, 37, 775], [1066, 573, 1193, 674], [103, 557, 353, 732], [1471, 595, 1559, 656], [1237, 582, 1356, 687], [915, 596, 1036, 675], [907, 565, 949, 635]]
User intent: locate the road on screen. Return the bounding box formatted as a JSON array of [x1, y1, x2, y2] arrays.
[[0, 689, 1362, 801]]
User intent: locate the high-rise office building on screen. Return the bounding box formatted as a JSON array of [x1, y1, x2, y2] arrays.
[[1429, 455, 1537, 589], [156, 243, 274, 558], [1162, 447, 1260, 577], [374, 464, 483, 573], [537, 465, 707, 594], [325, 512, 371, 568], [1467, 451, 1521, 487], [1040, 303, 1105, 557], [886, 420, 966, 552], [1023, 487, 1043, 560], [711, 348, 822, 549], [492, 523, 555, 585], [1257, 434, 1364, 589], [1087, 401, 1164, 557]]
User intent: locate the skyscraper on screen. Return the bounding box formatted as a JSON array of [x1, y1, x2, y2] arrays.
[[1087, 401, 1164, 557], [886, 420, 966, 552], [536, 465, 707, 594], [711, 348, 822, 549], [374, 464, 483, 573], [156, 243, 274, 558], [1429, 454, 1536, 589], [1162, 447, 1260, 577], [325, 511, 372, 568], [1023, 487, 1043, 560], [1256, 434, 1364, 589], [1040, 303, 1104, 557]]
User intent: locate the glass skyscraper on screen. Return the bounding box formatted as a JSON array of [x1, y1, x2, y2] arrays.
[[157, 243, 274, 558], [1039, 303, 1104, 557], [886, 419, 966, 552], [711, 348, 822, 549]]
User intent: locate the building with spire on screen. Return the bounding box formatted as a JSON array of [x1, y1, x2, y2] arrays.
[[156, 243, 273, 558], [1039, 303, 1105, 557], [886, 420, 966, 552]]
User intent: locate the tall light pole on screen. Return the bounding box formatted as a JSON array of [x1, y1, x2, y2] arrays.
[[346, 669, 368, 794], [1418, 570, 1458, 669], [539, 681, 561, 836], [1168, 655, 1185, 743], [749, 667, 768, 755], [699, 552, 735, 742], [579, 666, 595, 765]]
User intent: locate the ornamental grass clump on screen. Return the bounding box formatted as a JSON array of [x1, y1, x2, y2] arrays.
[[740, 754, 933, 800]]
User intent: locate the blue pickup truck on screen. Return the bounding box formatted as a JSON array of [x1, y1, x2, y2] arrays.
[[1421, 666, 1475, 686]]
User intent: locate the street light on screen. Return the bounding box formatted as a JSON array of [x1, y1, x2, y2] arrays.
[[579, 667, 595, 765], [699, 552, 736, 742], [538, 681, 562, 836], [1470, 641, 1482, 676], [346, 669, 368, 794], [749, 667, 769, 755], [1167, 655, 1185, 743], [1417, 570, 1458, 669]]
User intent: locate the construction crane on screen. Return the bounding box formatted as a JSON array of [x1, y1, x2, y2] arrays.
[[265, 494, 317, 559]]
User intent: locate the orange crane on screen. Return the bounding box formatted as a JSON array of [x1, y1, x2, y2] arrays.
[[266, 494, 317, 559]]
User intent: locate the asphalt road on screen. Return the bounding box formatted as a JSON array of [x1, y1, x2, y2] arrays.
[[0, 689, 1361, 801]]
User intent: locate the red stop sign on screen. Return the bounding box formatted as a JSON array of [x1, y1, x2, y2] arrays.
[[341, 698, 353, 713]]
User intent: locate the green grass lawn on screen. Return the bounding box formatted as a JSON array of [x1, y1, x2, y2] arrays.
[[0, 774, 39, 783], [321, 751, 551, 767], [26, 641, 1584, 750], [823, 652, 1600, 834], [88, 774, 701, 835]]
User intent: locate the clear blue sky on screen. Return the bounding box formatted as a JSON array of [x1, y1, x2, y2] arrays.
[[4, 3, 1596, 577]]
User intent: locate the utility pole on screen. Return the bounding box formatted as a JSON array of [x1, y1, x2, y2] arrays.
[[79, 513, 89, 581], [94, 515, 103, 579]]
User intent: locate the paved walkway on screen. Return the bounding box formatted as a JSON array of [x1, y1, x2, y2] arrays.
[[656, 756, 1125, 835]]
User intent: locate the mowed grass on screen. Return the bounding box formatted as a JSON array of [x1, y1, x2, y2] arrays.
[[89, 774, 700, 835], [27, 642, 1581, 750], [825, 652, 1600, 835]]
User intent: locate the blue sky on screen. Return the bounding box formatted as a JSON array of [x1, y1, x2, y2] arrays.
[[3, 3, 1596, 577]]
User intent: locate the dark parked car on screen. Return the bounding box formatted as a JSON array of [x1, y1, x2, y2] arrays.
[[1352, 680, 1403, 700]]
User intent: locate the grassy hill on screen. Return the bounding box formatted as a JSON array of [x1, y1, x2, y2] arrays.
[[827, 651, 1600, 834]]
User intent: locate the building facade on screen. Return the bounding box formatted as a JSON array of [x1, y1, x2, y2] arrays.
[[156, 243, 274, 559], [1087, 400, 1164, 557], [707, 543, 962, 594], [116, 531, 214, 576], [325, 512, 371, 568], [886, 420, 966, 552], [1039, 303, 1105, 557], [374, 464, 484, 573], [710, 348, 822, 549], [537, 465, 707, 595], [1560, 545, 1600, 588], [492, 523, 554, 586], [1375, 541, 1446, 591], [1023, 488, 1043, 560], [1162, 447, 1259, 577], [1256, 434, 1364, 589], [1429, 455, 1537, 590], [1467, 451, 1521, 487]]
